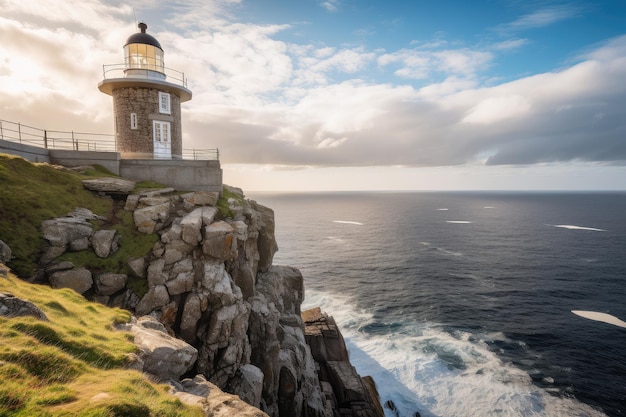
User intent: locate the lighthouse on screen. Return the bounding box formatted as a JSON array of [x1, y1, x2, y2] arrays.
[[98, 23, 192, 160]]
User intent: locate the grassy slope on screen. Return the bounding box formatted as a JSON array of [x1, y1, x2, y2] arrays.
[[0, 271, 203, 417], [0, 154, 158, 278]]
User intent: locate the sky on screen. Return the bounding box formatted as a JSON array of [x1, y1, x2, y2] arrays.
[[1, 0, 626, 191]]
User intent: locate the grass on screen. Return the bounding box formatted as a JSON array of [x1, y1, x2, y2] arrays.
[[0, 154, 113, 277], [0, 272, 203, 417], [216, 186, 244, 219], [59, 210, 158, 279], [0, 154, 160, 279]]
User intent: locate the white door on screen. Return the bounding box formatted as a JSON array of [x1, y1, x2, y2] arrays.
[[153, 120, 171, 159]]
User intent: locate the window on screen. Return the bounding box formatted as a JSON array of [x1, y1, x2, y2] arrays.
[[130, 113, 138, 130], [153, 121, 170, 143], [158, 92, 171, 114]]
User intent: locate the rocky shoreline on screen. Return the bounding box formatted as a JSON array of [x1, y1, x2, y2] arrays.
[[19, 179, 384, 417]]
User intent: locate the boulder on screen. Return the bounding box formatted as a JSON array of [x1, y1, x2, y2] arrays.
[[95, 273, 128, 296], [179, 292, 202, 343], [180, 207, 204, 246], [147, 259, 167, 288], [171, 374, 270, 417], [0, 239, 12, 263], [202, 221, 237, 261], [182, 191, 220, 207], [127, 257, 146, 278], [49, 268, 93, 294], [123, 316, 197, 380], [42, 217, 93, 248], [133, 202, 171, 234], [202, 206, 218, 225], [82, 177, 136, 194], [91, 229, 118, 258], [135, 285, 170, 316], [0, 292, 48, 320], [166, 271, 194, 296], [227, 364, 265, 409], [69, 237, 90, 252]]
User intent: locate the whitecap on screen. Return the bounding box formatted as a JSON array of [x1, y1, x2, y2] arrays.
[[552, 225, 607, 232], [333, 220, 364, 225], [484, 206, 495, 209], [446, 221, 472, 224], [303, 291, 608, 417], [436, 208, 449, 211], [572, 310, 626, 328]]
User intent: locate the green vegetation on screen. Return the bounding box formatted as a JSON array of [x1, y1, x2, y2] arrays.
[[216, 187, 243, 219], [0, 154, 113, 277], [0, 154, 161, 278], [59, 210, 158, 278], [0, 272, 203, 417]]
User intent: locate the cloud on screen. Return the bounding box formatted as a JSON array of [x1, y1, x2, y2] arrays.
[[320, 0, 339, 12], [1, 0, 625, 175], [495, 5, 580, 33]]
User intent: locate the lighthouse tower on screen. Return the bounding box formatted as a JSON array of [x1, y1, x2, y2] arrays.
[[98, 23, 192, 159]]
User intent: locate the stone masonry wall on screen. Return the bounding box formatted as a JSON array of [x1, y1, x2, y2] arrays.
[[112, 87, 182, 159]]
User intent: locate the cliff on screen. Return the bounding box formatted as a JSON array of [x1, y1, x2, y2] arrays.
[[0, 157, 383, 417]]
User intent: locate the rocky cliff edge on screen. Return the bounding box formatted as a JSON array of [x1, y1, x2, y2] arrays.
[[23, 179, 384, 417]]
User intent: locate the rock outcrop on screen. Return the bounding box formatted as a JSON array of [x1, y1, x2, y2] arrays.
[[0, 292, 48, 320], [82, 177, 136, 194], [303, 307, 384, 417], [36, 182, 382, 417], [0, 239, 11, 263], [119, 316, 198, 381]]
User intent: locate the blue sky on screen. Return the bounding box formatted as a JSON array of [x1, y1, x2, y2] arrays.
[[1, 0, 626, 191]]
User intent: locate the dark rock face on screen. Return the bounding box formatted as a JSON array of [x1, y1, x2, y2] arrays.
[[303, 307, 384, 417], [0, 292, 48, 320]]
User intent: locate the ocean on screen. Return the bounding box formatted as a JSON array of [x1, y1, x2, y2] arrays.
[[248, 191, 626, 417]]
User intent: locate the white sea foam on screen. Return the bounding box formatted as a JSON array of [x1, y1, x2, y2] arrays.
[[419, 242, 462, 256], [552, 225, 607, 232], [446, 220, 472, 224], [484, 206, 495, 209], [333, 220, 364, 225], [572, 310, 626, 328], [303, 291, 608, 417], [436, 208, 449, 211]]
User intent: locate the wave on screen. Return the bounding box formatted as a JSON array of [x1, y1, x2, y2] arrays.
[[437, 208, 449, 211], [551, 225, 607, 232], [446, 220, 472, 224], [419, 242, 462, 257], [333, 220, 364, 225], [484, 206, 495, 209], [303, 291, 608, 417]]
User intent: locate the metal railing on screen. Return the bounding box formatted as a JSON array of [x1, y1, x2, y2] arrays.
[[102, 64, 188, 89], [0, 119, 116, 151], [182, 148, 220, 161], [0, 119, 219, 161]]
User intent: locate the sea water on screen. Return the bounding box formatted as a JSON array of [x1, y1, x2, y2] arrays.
[[248, 191, 626, 417]]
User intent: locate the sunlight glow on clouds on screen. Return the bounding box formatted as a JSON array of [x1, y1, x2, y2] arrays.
[[1, 0, 625, 190]]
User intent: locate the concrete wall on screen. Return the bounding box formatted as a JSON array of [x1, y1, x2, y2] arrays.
[[120, 159, 222, 192], [0, 138, 50, 163], [48, 150, 121, 175], [1, 139, 222, 193]]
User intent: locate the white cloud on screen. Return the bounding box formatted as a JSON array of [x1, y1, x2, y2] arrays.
[[1, 0, 625, 177], [320, 0, 339, 12], [496, 5, 580, 33], [462, 95, 531, 125]]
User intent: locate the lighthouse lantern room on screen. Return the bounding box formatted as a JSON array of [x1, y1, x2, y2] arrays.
[[98, 23, 192, 160]]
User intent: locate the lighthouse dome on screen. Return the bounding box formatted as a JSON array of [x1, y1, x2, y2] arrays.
[[125, 22, 162, 50]]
